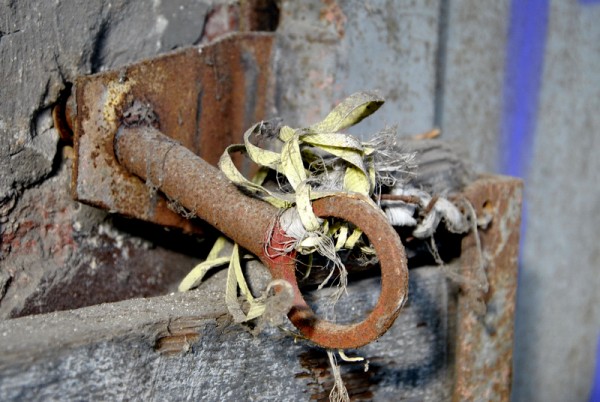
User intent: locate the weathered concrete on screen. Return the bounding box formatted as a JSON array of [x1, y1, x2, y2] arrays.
[[0, 0, 213, 200], [0, 0, 236, 319], [0, 156, 209, 318]]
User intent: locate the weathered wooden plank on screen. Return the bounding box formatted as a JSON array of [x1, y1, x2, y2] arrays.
[[0, 266, 452, 401]]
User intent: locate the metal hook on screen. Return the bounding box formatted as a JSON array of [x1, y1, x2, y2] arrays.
[[115, 125, 408, 349]]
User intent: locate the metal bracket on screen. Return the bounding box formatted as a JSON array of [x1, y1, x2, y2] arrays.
[[69, 33, 275, 232], [65, 32, 410, 349]]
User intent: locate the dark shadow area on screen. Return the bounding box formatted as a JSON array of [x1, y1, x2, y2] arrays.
[[247, 0, 280, 32], [10, 216, 216, 319], [110, 215, 214, 259], [401, 226, 464, 269]]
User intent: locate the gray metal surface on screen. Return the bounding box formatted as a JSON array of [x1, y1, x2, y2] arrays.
[[275, 0, 440, 137], [512, 2, 600, 400], [405, 0, 600, 399], [437, 0, 510, 174]]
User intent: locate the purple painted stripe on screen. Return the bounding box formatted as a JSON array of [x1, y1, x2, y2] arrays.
[[499, 0, 549, 178], [580, 0, 600, 5]]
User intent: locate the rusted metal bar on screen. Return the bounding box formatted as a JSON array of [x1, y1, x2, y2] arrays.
[[115, 125, 274, 258], [115, 125, 409, 349], [452, 175, 523, 401], [70, 33, 275, 232]]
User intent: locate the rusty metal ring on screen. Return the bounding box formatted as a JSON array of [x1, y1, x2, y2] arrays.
[[264, 193, 409, 349]]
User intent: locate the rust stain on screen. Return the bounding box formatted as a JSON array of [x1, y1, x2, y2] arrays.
[[320, 0, 347, 38]]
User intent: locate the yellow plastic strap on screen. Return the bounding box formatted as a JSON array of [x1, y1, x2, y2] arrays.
[[301, 132, 364, 150], [334, 225, 348, 251], [178, 257, 230, 292], [181, 92, 391, 325], [178, 236, 230, 292], [280, 132, 307, 190], [296, 182, 321, 231], [310, 91, 384, 133], [225, 244, 266, 322], [251, 166, 270, 185], [244, 123, 282, 170], [278, 125, 296, 142], [367, 159, 377, 193], [207, 236, 229, 260], [345, 228, 363, 249], [305, 142, 366, 170], [219, 144, 293, 208], [343, 165, 371, 195], [219, 93, 385, 219]]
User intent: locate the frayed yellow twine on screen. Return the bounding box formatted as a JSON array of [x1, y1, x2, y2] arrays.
[[179, 92, 394, 323]]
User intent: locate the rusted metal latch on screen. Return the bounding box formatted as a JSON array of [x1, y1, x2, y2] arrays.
[[59, 33, 409, 349]]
